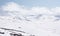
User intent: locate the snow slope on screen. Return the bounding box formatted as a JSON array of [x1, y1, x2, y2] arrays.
[[0, 14, 60, 36]]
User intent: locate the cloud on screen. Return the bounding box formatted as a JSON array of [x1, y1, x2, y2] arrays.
[[1, 2, 60, 16], [1, 2, 60, 21], [31, 7, 53, 15], [2, 2, 20, 11], [51, 7, 60, 15], [2, 2, 30, 15]]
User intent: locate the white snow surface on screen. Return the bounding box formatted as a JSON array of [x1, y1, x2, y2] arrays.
[[0, 15, 60, 36]]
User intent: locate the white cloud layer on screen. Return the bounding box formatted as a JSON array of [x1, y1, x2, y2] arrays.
[[1, 2, 60, 21], [1, 2, 60, 16]]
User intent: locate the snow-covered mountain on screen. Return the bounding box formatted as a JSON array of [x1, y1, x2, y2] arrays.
[[0, 14, 60, 36], [0, 2, 60, 36]]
